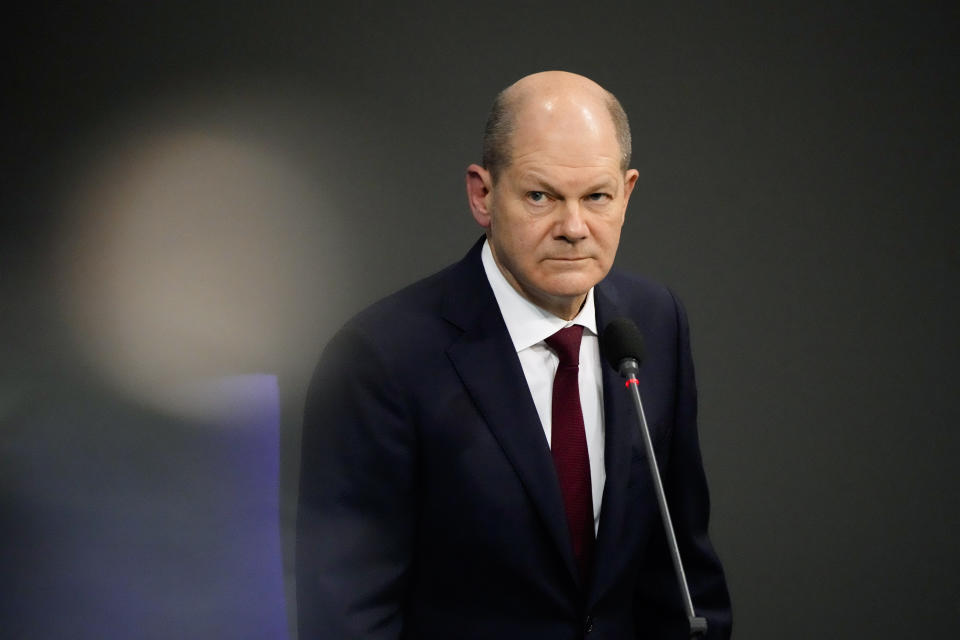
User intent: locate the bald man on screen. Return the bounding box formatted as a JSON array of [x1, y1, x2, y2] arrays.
[[296, 71, 732, 639]]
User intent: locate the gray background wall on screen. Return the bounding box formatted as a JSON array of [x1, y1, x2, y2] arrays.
[[3, 2, 957, 638]]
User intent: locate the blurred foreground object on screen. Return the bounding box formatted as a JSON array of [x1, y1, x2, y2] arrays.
[[1, 374, 287, 639], [53, 108, 343, 420]]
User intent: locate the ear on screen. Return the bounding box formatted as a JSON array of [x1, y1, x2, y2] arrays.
[[466, 164, 494, 229], [620, 168, 639, 224]]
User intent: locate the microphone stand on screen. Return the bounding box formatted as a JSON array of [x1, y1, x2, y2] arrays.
[[620, 359, 708, 639]]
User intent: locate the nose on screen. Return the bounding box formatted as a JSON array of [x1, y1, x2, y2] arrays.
[[556, 200, 588, 242]]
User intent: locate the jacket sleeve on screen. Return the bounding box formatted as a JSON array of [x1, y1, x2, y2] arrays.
[[296, 324, 416, 640], [633, 290, 733, 639]]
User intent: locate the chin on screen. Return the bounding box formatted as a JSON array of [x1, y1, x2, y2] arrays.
[[541, 273, 601, 298]]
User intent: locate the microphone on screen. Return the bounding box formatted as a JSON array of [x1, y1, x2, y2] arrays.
[[600, 316, 645, 378], [601, 318, 709, 640]]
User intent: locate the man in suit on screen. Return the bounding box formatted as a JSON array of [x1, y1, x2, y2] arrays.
[[296, 71, 731, 639]]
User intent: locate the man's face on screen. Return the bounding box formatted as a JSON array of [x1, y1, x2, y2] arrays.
[[468, 97, 638, 319]]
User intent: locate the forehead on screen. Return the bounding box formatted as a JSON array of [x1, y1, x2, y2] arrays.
[[507, 95, 622, 175], [505, 129, 622, 191]]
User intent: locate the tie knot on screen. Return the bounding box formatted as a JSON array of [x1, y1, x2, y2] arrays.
[[546, 325, 584, 367]]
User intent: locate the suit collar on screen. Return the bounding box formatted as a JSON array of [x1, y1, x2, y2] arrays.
[[588, 279, 639, 605]]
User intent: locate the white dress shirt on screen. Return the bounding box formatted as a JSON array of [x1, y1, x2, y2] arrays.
[[480, 240, 606, 531]]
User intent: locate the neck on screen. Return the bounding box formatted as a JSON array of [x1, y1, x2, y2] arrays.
[[542, 294, 587, 321]]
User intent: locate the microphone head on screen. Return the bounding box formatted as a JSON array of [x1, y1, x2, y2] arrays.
[[601, 317, 646, 372]]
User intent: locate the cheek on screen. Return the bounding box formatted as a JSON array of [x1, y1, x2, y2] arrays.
[[605, 227, 623, 251], [593, 226, 623, 267], [499, 217, 546, 252], [607, 214, 626, 239]]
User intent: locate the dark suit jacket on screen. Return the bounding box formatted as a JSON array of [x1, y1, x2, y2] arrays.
[[296, 238, 731, 639]]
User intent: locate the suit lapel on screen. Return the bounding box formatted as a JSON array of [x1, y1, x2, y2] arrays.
[[442, 240, 580, 586], [589, 280, 638, 605]]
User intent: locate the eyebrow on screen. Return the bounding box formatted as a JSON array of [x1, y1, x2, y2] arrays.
[[519, 174, 560, 194], [519, 173, 617, 195]]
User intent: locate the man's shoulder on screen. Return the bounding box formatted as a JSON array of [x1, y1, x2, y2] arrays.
[[353, 250, 470, 321], [329, 242, 484, 360], [599, 267, 682, 316], [602, 268, 671, 295], [313, 262, 460, 379], [338, 269, 448, 350], [344, 238, 486, 332]]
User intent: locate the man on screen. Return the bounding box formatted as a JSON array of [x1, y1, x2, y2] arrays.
[[296, 71, 731, 639]]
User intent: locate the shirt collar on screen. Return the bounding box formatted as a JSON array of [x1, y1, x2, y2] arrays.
[[481, 239, 598, 353]]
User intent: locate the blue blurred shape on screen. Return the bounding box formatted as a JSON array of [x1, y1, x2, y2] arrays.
[[0, 375, 289, 639]]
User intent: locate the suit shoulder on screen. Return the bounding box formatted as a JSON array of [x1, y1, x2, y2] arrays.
[[327, 261, 459, 361], [598, 269, 695, 349], [602, 269, 682, 314]]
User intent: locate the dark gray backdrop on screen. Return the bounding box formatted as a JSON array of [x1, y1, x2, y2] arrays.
[[3, 3, 957, 638]]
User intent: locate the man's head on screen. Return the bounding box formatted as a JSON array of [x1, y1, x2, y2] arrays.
[[466, 71, 639, 320], [481, 76, 633, 183]]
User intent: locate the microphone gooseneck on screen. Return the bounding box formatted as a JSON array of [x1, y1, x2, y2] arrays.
[[600, 317, 708, 640]]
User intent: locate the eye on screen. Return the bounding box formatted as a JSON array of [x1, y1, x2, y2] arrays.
[[587, 192, 611, 202], [527, 191, 550, 204]]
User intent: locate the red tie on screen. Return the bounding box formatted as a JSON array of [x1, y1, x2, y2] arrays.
[[545, 325, 594, 582]]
